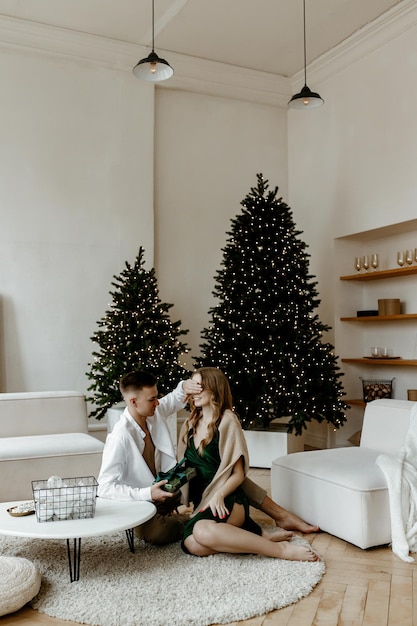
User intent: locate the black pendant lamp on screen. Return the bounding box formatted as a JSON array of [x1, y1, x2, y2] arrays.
[[288, 0, 323, 110], [133, 0, 174, 82]]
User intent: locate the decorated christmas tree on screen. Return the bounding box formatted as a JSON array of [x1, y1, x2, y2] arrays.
[[86, 247, 190, 420], [195, 174, 347, 435]]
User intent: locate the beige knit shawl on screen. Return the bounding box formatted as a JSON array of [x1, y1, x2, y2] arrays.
[[177, 409, 249, 517]]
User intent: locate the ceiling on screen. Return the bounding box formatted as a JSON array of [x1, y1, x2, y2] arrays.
[[0, 0, 406, 77]]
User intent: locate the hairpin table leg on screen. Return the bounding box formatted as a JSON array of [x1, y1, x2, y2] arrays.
[[66, 538, 81, 582], [125, 528, 135, 553]]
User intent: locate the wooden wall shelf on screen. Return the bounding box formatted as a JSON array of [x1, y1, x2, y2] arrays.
[[340, 266, 417, 281], [342, 358, 417, 366], [345, 399, 366, 407], [340, 313, 417, 322], [338, 252, 417, 427]]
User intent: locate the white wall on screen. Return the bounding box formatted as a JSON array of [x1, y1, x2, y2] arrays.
[[288, 4, 417, 445], [289, 7, 417, 304], [0, 45, 155, 395], [154, 89, 288, 364]]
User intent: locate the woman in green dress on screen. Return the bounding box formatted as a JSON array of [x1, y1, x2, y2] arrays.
[[177, 367, 319, 561]]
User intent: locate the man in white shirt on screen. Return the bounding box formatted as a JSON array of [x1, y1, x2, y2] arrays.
[[98, 370, 319, 545], [98, 370, 202, 544]]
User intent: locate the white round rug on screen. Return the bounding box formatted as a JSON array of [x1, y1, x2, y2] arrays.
[[0, 532, 325, 626]]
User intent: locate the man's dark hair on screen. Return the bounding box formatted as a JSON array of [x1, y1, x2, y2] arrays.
[[119, 370, 157, 394]]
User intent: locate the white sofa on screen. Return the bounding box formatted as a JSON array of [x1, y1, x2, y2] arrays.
[[0, 391, 104, 502], [271, 399, 415, 549]]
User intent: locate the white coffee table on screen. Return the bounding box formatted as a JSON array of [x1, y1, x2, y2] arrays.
[[0, 498, 156, 581]]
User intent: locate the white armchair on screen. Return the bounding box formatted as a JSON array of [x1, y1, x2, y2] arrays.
[[271, 399, 415, 549]]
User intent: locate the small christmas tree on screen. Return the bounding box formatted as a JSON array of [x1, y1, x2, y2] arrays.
[[195, 174, 347, 435], [86, 247, 190, 419]]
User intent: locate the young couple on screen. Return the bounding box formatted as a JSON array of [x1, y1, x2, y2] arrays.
[[97, 368, 320, 561]]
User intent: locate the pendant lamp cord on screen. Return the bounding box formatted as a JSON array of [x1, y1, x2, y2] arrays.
[[151, 0, 155, 52], [303, 0, 307, 86]]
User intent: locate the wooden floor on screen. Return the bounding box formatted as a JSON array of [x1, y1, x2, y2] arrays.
[[2, 468, 417, 626]]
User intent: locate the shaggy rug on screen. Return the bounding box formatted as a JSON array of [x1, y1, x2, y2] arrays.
[[0, 532, 325, 626]]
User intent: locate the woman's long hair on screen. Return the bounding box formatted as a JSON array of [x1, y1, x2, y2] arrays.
[[183, 367, 234, 454]]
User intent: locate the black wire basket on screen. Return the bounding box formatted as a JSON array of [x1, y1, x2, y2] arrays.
[[361, 378, 394, 403], [32, 476, 98, 523]]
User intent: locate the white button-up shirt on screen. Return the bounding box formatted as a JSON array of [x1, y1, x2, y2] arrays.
[[97, 381, 186, 501]]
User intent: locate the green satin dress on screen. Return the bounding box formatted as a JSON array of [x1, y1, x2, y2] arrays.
[[182, 432, 261, 545]]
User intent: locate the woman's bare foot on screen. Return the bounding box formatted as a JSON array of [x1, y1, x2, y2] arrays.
[[274, 511, 320, 534], [262, 526, 294, 542], [273, 540, 320, 562]]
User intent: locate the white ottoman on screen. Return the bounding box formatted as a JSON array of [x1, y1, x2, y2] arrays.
[[0, 556, 41, 616]]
